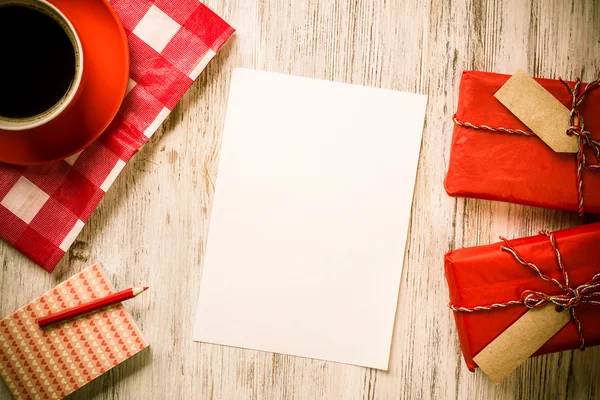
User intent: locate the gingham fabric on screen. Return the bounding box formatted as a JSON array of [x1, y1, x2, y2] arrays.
[[0, 1, 234, 272]]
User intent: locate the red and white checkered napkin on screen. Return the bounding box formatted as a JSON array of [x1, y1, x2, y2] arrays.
[[0, 0, 234, 272]]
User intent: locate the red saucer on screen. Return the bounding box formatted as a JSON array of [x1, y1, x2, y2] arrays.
[[0, 0, 129, 166]]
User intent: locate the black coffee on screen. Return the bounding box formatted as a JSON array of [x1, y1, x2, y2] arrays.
[[0, 5, 76, 119]]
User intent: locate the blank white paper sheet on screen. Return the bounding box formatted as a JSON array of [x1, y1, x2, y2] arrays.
[[193, 69, 427, 370]]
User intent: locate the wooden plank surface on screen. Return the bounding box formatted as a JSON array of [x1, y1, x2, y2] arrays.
[[1, 0, 600, 398]]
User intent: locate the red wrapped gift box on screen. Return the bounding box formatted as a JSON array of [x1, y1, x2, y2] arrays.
[[444, 71, 600, 213], [445, 223, 600, 371]]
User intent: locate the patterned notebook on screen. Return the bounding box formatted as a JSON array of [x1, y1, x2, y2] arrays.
[[0, 264, 148, 399]]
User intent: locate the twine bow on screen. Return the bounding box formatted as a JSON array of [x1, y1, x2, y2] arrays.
[[449, 231, 600, 350], [453, 76, 600, 215]]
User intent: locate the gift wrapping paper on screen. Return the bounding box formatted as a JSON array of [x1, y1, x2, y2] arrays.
[[444, 71, 600, 213], [445, 223, 600, 371]]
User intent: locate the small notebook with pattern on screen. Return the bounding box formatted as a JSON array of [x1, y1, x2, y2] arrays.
[[0, 264, 148, 399]]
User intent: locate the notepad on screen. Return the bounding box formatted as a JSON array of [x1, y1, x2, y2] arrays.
[[0, 264, 148, 399], [193, 69, 427, 370]]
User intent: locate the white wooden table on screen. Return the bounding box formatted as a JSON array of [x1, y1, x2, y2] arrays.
[[1, 0, 599, 398]]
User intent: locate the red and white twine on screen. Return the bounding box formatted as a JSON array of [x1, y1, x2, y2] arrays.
[[452, 76, 600, 215], [449, 231, 600, 350]]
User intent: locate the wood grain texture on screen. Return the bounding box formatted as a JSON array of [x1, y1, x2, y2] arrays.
[[1, 0, 600, 399]]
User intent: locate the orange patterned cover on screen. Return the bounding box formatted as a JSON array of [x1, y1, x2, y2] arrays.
[[0, 263, 148, 399]]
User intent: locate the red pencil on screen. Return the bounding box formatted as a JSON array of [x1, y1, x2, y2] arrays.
[[37, 286, 149, 328]]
